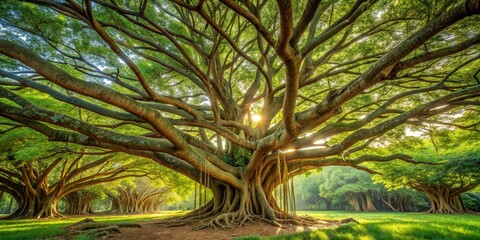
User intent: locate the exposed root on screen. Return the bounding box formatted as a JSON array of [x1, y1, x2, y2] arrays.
[[192, 211, 254, 230], [64, 218, 141, 239], [158, 210, 358, 231], [156, 179, 359, 231]]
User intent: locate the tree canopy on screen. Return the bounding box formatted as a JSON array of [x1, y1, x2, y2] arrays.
[[0, 0, 479, 227]]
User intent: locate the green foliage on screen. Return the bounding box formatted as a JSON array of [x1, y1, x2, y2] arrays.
[[317, 167, 381, 204], [0, 128, 60, 162], [295, 167, 429, 211], [0, 192, 16, 214], [294, 170, 326, 210], [223, 151, 251, 167], [463, 192, 480, 212]]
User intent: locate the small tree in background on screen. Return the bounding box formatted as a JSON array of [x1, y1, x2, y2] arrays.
[[0, 128, 174, 218], [373, 131, 480, 213], [106, 177, 170, 214], [63, 189, 99, 215]]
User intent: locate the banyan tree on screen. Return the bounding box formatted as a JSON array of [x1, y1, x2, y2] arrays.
[[0, 0, 479, 227]]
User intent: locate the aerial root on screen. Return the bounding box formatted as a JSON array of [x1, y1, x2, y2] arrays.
[[64, 218, 141, 239]]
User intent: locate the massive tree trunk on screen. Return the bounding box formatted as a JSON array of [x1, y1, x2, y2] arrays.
[[172, 162, 353, 229], [8, 190, 61, 219], [178, 180, 290, 228], [2, 175, 61, 219]]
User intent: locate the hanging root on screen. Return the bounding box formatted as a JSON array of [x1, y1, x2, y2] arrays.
[[64, 218, 141, 239]]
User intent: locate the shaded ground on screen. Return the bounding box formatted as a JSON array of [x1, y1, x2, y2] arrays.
[[110, 220, 337, 240]]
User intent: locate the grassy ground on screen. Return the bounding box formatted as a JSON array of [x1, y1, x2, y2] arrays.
[[238, 211, 480, 240], [1, 211, 479, 240], [0, 212, 181, 240]]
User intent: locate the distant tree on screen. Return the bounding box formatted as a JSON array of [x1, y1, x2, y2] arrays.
[[0, 191, 17, 214], [106, 177, 170, 214], [0, 128, 157, 218], [318, 167, 380, 212], [294, 171, 339, 211], [63, 189, 99, 215], [375, 151, 480, 213], [1, 0, 479, 227], [373, 131, 480, 213], [294, 167, 427, 212]]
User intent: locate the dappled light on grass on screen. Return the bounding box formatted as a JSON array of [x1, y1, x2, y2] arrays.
[[237, 211, 480, 240], [0, 212, 182, 240], [1, 211, 479, 240]]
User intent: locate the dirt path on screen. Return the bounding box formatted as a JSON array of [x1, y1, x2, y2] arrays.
[[110, 221, 329, 240]]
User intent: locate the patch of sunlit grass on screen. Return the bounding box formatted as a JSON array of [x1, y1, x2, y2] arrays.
[[0, 212, 183, 240], [237, 211, 480, 240]]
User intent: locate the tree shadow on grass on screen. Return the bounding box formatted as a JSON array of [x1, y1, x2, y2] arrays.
[[236, 219, 480, 240], [0, 221, 67, 240], [387, 221, 480, 240]]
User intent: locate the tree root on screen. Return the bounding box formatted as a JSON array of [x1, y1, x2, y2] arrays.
[[158, 210, 359, 230], [64, 218, 141, 239]]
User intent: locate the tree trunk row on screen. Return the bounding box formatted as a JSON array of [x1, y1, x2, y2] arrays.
[[64, 191, 98, 215], [107, 186, 168, 214]]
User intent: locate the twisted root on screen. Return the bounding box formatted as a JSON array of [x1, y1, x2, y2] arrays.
[[64, 218, 141, 239]]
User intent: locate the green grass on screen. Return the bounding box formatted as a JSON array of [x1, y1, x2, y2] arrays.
[[2, 211, 479, 240], [237, 211, 480, 240], [0, 211, 182, 240]]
